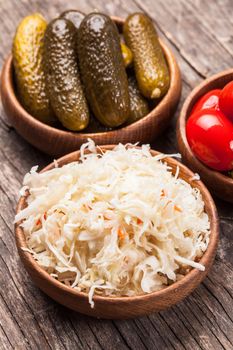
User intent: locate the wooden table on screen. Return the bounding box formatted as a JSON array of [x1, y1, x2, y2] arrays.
[[1, 1, 233, 349]]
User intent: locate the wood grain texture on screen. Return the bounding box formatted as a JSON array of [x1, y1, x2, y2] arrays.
[[0, 0, 233, 349], [177, 69, 233, 203], [0, 28, 181, 157], [15, 146, 219, 319]]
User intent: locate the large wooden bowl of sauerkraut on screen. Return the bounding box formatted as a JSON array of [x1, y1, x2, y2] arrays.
[[15, 142, 219, 319]]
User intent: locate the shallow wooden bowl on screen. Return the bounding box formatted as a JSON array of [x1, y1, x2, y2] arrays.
[[1, 17, 181, 157], [15, 145, 219, 319], [177, 69, 233, 202]]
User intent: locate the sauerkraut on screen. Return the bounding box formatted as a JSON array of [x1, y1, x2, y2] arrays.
[[15, 140, 210, 307]]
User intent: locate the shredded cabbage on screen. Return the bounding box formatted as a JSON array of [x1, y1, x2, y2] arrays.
[[15, 140, 210, 308]]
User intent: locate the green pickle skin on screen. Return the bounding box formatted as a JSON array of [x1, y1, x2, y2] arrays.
[[127, 75, 150, 124], [77, 13, 130, 128], [123, 13, 170, 99], [43, 18, 89, 131], [13, 13, 55, 124]]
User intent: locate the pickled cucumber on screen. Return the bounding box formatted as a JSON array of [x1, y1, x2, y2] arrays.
[[13, 13, 54, 123], [43, 18, 89, 131], [127, 75, 149, 124], [121, 42, 133, 68], [77, 13, 130, 127], [123, 13, 170, 99]]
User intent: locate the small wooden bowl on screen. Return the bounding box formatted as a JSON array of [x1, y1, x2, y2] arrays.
[[177, 69, 233, 202], [15, 145, 219, 319], [0, 17, 181, 157]]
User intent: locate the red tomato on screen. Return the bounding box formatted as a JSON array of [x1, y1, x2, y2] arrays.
[[219, 81, 233, 121], [186, 109, 233, 171], [191, 89, 221, 115]]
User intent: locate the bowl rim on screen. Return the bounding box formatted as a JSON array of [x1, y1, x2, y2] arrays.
[[177, 68, 233, 186], [4, 15, 180, 140], [15, 145, 219, 305]]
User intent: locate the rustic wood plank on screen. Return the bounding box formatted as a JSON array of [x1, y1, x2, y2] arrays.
[[133, 0, 233, 76], [0, 0, 233, 349], [46, 309, 102, 350], [0, 327, 12, 350], [0, 295, 30, 350], [184, 0, 233, 58]]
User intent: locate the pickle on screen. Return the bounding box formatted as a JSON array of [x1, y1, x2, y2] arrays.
[[124, 13, 170, 99], [13, 13, 54, 123], [43, 18, 89, 131], [127, 75, 149, 124], [77, 13, 130, 127], [121, 42, 133, 68]]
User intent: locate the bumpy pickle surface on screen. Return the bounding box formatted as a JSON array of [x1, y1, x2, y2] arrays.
[[13, 13, 54, 123], [124, 13, 170, 99], [44, 18, 89, 131], [77, 13, 130, 127]]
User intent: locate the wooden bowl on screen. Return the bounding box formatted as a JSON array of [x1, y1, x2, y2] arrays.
[[0, 17, 181, 158], [15, 145, 219, 319], [177, 69, 233, 202]]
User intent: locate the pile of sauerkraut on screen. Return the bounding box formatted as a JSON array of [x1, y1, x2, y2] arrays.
[[15, 140, 210, 307]]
